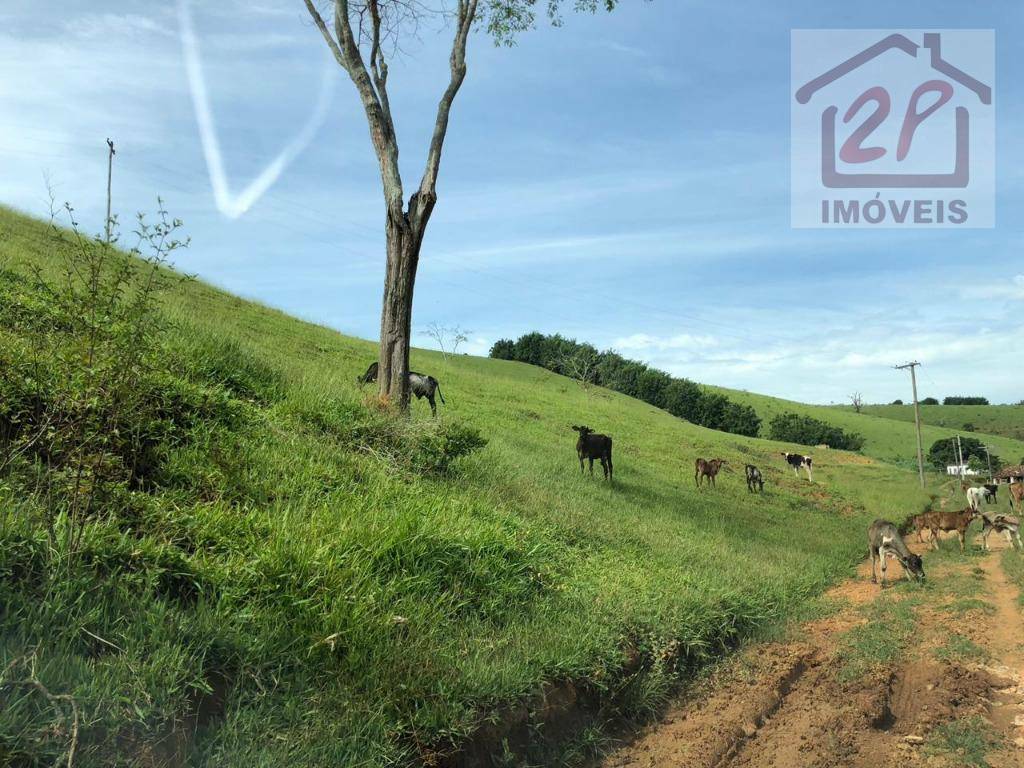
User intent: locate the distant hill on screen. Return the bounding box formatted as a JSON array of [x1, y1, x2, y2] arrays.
[[705, 387, 1024, 470], [836, 403, 1024, 444]]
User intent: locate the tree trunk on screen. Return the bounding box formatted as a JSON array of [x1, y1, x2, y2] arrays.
[[378, 212, 419, 410]]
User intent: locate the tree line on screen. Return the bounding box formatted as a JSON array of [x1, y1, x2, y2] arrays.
[[767, 413, 865, 451], [489, 333, 762, 437], [896, 396, 991, 406]]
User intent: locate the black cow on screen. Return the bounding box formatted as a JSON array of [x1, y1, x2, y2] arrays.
[[745, 464, 764, 493], [781, 452, 813, 481], [572, 425, 613, 482], [356, 361, 446, 416]]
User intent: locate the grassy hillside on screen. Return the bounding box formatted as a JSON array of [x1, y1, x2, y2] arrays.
[[836, 403, 1024, 443], [706, 386, 1024, 470], [0, 205, 957, 766]]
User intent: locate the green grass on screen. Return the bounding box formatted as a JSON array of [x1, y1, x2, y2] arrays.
[[941, 598, 996, 617], [933, 633, 988, 663], [0, 205, 955, 766], [835, 589, 921, 682], [845, 403, 1024, 442], [1001, 550, 1024, 608], [925, 716, 1003, 767], [707, 386, 1024, 471]]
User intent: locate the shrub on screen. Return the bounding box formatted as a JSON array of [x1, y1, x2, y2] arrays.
[[891, 399, 903, 405], [0, 201, 263, 559], [288, 395, 486, 476], [768, 412, 865, 451], [488, 338, 515, 360], [177, 333, 284, 404], [921, 397, 939, 405], [943, 396, 989, 405]]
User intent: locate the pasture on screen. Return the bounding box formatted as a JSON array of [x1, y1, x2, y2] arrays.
[[844, 402, 1024, 442], [0, 205, 1018, 766], [707, 386, 1024, 470]]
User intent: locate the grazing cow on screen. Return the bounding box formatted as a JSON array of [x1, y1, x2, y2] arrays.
[[868, 519, 925, 585], [781, 452, 813, 482], [977, 511, 1022, 552], [356, 361, 380, 385], [695, 458, 726, 488], [924, 508, 977, 552], [984, 483, 998, 504], [744, 464, 764, 493], [356, 361, 446, 416], [572, 425, 613, 482]]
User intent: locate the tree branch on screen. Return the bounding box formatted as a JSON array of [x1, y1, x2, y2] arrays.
[[367, 0, 395, 132], [412, 0, 477, 228], [302, 0, 406, 220]]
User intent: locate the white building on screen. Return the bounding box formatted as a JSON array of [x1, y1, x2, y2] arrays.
[[946, 464, 979, 476]]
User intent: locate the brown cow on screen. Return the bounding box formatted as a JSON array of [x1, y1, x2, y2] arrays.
[[1008, 483, 1024, 513], [924, 508, 977, 552], [910, 512, 935, 544], [695, 458, 726, 488]]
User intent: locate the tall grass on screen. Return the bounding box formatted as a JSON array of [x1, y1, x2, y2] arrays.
[[0, 205, 948, 766]]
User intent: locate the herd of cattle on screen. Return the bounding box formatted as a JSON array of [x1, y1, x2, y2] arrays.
[[868, 479, 1023, 586], [570, 421, 1023, 587], [356, 361, 1023, 579]]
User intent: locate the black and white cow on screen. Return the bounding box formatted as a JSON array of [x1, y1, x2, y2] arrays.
[[356, 361, 446, 416], [781, 452, 813, 482]]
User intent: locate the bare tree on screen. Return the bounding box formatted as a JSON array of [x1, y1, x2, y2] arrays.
[[850, 392, 864, 413], [553, 349, 598, 391], [422, 322, 470, 361], [301, 0, 623, 410]]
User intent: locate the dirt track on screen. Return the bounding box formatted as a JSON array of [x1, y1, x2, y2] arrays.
[[603, 535, 1024, 768]]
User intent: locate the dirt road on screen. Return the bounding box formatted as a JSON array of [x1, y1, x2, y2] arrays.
[[603, 535, 1024, 768]]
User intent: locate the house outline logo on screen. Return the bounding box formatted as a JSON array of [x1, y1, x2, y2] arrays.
[[796, 33, 991, 189], [790, 29, 995, 228]]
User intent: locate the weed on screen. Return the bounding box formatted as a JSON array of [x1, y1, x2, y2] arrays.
[[836, 594, 918, 681], [933, 633, 988, 663], [925, 716, 1002, 767]]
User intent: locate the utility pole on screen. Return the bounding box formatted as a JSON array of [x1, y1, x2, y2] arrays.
[[983, 444, 994, 482], [954, 434, 962, 493], [105, 138, 115, 243], [895, 361, 926, 488], [955, 434, 964, 492]]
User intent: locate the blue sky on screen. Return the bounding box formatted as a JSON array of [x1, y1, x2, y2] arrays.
[[2, 0, 1022, 404]]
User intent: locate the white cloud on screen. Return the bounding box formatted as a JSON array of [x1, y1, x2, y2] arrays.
[[68, 12, 171, 40], [959, 274, 1024, 302], [613, 332, 718, 352]]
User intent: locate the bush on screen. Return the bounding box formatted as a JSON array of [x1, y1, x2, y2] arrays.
[[289, 395, 487, 476], [943, 396, 989, 405], [490, 333, 761, 437], [0, 202, 263, 559], [177, 333, 284, 404], [891, 399, 903, 405], [768, 412, 865, 451], [921, 397, 939, 405]]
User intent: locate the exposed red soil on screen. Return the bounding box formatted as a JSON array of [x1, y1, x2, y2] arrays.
[[603, 538, 1024, 768]]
